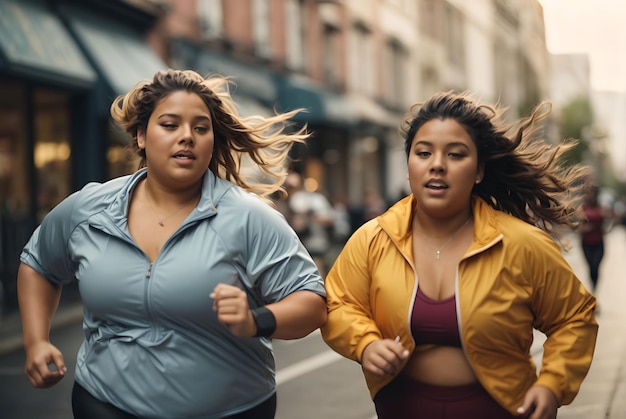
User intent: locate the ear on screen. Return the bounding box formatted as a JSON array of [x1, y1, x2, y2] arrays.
[[475, 164, 485, 184], [137, 127, 146, 150]]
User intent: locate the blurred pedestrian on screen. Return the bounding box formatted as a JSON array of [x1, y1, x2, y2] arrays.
[[579, 183, 613, 293], [17, 69, 326, 419], [321, 91, 598, 419], [347, 189, 385, 236], [283, 172, 334, 276]]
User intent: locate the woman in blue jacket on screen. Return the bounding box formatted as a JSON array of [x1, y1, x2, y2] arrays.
[[17, 69, 327, 419]]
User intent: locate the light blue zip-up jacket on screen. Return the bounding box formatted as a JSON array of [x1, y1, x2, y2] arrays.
[[21, 168, 325, 418]]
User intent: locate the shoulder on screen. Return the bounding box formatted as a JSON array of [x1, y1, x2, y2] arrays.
[[474, 196, 554, 245], [70, 175, 134, 219], [489, 210, 564, 261], [44, 175, 132, 226], [215, 181, 291, 231]]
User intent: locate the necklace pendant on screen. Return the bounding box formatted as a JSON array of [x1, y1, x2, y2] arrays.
[[436, 250, 441, 260]]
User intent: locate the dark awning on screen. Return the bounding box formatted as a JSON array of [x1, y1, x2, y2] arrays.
[[59, 4, 167, 96], [0, 0, 96, 88], [193, 47, 277, 105], [275, 75, 358, 127]]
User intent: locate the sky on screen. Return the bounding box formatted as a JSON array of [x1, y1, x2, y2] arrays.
[[539, 0, 626, 93]]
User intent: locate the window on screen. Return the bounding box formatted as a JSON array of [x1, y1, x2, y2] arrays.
[[33, 89, 71, 223], [445, 4, 465, 70], [253, 0, 271, 58], [322, 23, 341, 87], [348, 23, 375, 96], [382, 39, 407, 108], [285, 0, 305, 71], [198, 0, 224, 40], [0, 80, 30, 307]]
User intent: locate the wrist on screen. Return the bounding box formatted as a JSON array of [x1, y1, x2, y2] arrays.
[[250, 306, 277, 337]]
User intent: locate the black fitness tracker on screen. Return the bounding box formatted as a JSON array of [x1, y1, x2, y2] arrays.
[[251, 306, 277, 337]]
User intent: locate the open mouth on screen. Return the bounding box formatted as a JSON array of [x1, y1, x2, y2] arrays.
[[173, 151, 196, 160]]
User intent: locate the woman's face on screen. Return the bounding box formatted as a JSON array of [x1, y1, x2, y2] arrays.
[[407, 118, 483, 217], [137, 90, 214, 188]]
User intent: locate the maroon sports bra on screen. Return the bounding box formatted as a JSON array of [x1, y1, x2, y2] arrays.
[[411, 287, 462, 347]]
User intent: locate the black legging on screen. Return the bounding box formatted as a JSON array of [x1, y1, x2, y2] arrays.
[[72, 381, 277, 419], [582, 241, 604, 292]]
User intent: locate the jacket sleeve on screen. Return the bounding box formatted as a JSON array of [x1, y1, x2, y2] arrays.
[[20, 190, 82, 286], [530, 233, 598, 405], [236, 193, 326, 305], [320, 224, 383, 363]]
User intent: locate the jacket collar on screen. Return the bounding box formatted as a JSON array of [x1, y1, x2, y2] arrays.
[[377, 194, 503, 253], [104, 169, 233, 228]]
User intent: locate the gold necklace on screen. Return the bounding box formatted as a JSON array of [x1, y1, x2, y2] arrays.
[[144, 187, 195, 227], [415, 216, 471, 260]]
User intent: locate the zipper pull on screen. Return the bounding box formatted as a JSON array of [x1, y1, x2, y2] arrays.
[[146, 263, 153, 278]]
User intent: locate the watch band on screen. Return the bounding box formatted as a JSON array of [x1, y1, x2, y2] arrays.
[[251, 306, 277, 337]]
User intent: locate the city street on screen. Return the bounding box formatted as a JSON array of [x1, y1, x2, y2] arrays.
[[0, 307, 377, 418], [1, 227, 625, 419]]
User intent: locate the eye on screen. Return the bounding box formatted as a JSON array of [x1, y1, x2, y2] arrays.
[[161, 123, 177, 130], [448, 152, 466, 159], [195, 126, 210, 134], [416, 151, 431, 158]]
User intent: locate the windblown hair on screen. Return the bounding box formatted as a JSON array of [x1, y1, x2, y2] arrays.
[[400, 91, 590, 234], [110, 68, 308, 201]]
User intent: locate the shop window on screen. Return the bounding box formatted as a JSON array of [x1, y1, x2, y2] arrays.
[[107, 120, 140, 179], [0, 81, 31, 308], [34, 89, 72, 223]]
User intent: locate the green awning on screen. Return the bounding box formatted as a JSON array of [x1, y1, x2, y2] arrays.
[[60, 4, 167, 95], [276, 75, 358, 127], [0, 0, 96, 87]]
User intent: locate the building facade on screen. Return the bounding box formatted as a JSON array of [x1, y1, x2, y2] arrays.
[[0, 0, 167, 313], [0, 0, 554, 314]]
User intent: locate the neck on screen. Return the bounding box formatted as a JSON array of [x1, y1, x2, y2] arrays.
[[413, 210, 472, 238], [413, 213, 472, 260], [143, 178, 201, 206]]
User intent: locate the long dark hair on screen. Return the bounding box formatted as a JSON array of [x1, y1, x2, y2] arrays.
[[400, 91, 589, 232]]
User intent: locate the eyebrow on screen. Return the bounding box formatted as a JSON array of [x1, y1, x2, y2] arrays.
[[413, 140, 470, 149], [157, 113, 211, 122]]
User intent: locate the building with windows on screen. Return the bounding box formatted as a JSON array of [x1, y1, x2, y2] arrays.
[[0, 0, 553, 314]]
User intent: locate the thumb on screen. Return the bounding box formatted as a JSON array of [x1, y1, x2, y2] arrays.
[[49, 352, 67, 376], [516, 401, 535, 418]]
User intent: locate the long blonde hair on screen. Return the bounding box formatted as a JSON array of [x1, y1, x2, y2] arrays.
[[110, 69, 308, 201]]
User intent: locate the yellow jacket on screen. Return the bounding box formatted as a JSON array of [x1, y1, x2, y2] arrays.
[[321, 195, 598, 414]]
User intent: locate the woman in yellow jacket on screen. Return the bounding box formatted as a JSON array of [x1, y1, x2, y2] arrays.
[[321, 91, 598, 419]]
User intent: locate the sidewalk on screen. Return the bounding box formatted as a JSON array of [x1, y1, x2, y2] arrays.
[[554, 226, 626, 419], [1, 229, 625, 418]]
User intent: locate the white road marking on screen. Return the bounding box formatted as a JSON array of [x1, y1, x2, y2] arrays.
[[276, 349, 343, 385]]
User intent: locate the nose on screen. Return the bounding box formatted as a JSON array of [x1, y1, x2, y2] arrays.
[[430, 152, 445, 173], [179, 124, 194, 145]]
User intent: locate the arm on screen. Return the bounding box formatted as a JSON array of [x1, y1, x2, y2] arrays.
[[524, 234, 598, 411], [320, 226, 384, 362], [17, 263, 67, 388], [212, 286, 326, 339], [264, 290, 326, 339]]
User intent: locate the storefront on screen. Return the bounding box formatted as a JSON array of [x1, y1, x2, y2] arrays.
[[56, 1, 168, 179], [0, 0, 97, 311], [275, 74, 358, 203], [0, 0, 166, 314]]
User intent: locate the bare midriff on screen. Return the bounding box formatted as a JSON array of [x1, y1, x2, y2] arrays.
[[402, 345, 478, 386]]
